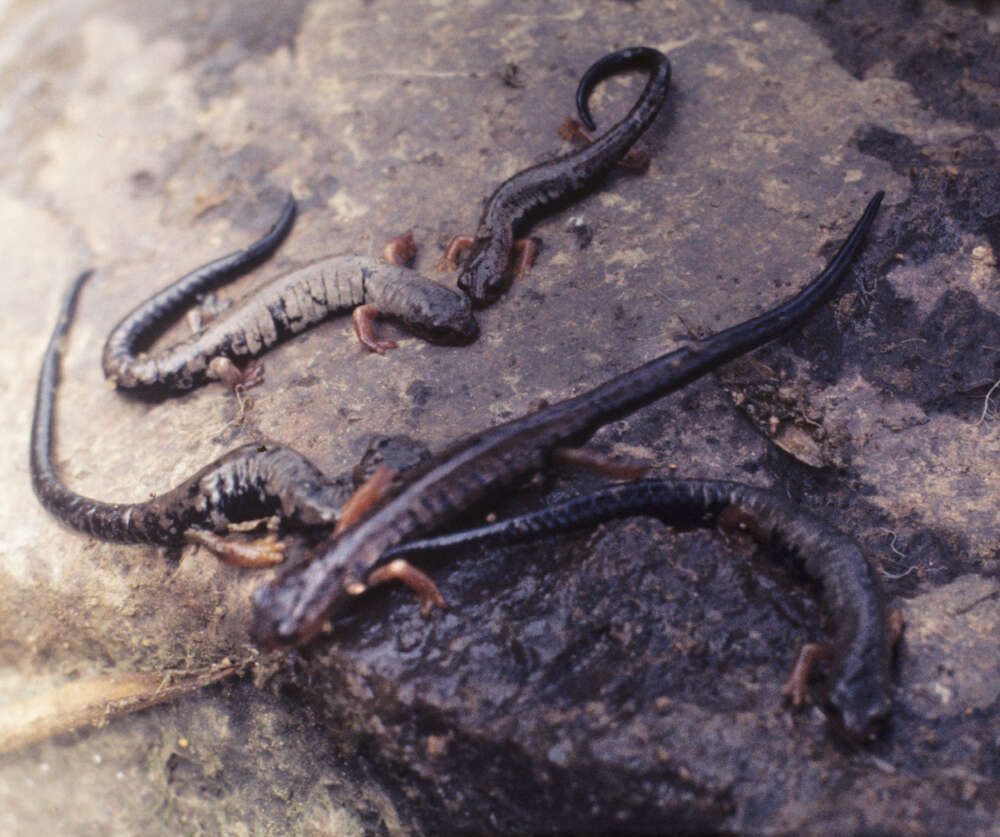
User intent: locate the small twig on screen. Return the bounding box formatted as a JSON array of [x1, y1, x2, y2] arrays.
[[879, 564, 914, 580], [880, 337, 926, 354], [878, 529, 915, 579], [882, 528, 907, 559], [0, 660, 245, 754], [974, 378, 1000, 426]]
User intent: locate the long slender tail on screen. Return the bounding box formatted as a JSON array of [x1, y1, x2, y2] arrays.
[[30, 270, 95, 515], [575, 46, 672, 132], [30, 269, 345, 544], [382, 479, 825, 555], [694, 190, 885, 358], [563, 190, 884, 437], [383, 477, 892, 740], [102, 194, 295, 383]]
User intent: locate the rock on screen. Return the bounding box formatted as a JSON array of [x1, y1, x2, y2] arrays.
[[3, 0, 999, 833]]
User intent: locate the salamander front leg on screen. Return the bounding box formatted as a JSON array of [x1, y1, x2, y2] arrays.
[[186, 528, 286, 568], [352, 304, 399, 354], [782, 608, 904, 707], [510, 238, 536, 281], [552, 446, 650, 479], [334, 464, 398, 535], [365, 559, 447, 617], [353, 230, 422, 354], [381, 230, 417, 266], [781, 643, 834, 707], [437, 234, 535, 280]]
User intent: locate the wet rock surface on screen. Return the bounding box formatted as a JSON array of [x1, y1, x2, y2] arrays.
[[1, 0, 999, 834]]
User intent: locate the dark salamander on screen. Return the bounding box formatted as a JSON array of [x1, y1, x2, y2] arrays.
[[386, 478, 893, 740], [446, 46, 671, 306], [32, 270, 347, 565], [251, 192, 884, 650], [102, 195, 477, 393]]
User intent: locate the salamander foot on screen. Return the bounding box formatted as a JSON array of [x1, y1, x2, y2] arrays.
[[367, 558, 447, 617]]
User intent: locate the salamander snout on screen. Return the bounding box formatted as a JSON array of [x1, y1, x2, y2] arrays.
[[249, 545, 359, 649], [825, 672, 893, 741], [249, 582, 302, 649], [250, 571, 340, 649], [457, 255, 509, 308], [404, 284, 479, 344], [429, 299, 479, 344]]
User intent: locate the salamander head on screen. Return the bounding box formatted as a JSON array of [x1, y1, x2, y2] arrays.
[[400, 281, 479, 344], [825, 660, 893, 741], [250, 553, 353, 648], [251, 577, 315, 648], [250, 523, 386, 649], [457, 242, 510, 308]]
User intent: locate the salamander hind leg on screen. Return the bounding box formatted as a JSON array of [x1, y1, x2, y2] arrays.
[[511, 238, 536, 280], [187, 528, 286, 568], [557, 116, 650, 173], [208, 356, 266, 391], [186, 292, 234, 334], [382, 231, 417, 266]]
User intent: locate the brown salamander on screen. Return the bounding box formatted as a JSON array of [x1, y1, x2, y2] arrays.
[[102, 195, 477, 393], [443, 46, 671, 306], [386, 478, 894, 740], [251, 191, 884, 648], [32, 270, 348, 565]]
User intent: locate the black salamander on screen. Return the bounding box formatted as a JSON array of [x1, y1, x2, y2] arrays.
[[102, 196, 477, 393], [441, 46, 671, 306], [386, 478, 894, 740], [32, 270, 346, 565], [250, 192, 884, 650]]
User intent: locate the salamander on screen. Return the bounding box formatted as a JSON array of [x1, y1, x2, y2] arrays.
[[385, 478, 893, 740], [102, 195, 478, 393], [32, 270, 348, 565], [250, 191, 884, 648], [442, 46, 671, 307]]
